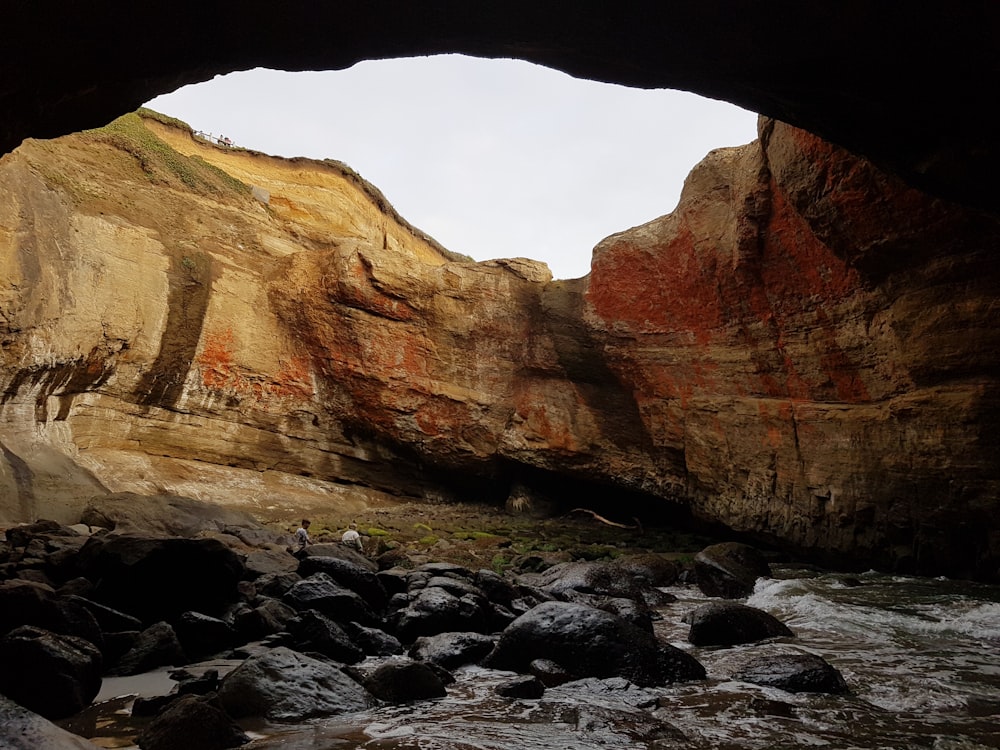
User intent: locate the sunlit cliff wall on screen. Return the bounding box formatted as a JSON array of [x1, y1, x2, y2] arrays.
[[1, 113, 997, 578]]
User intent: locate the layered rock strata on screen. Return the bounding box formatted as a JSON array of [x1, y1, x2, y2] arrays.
[[1, 112, 996, 579]]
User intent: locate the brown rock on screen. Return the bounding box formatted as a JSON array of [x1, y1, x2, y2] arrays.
[[1, 110, 998, 581]]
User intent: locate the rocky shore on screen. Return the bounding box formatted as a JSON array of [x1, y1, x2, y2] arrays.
[[0, 494, 846, 749]]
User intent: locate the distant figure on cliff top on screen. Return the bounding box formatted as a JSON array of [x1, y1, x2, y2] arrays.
[[293, 519, 312, 558], [342, 522, 364, 553]]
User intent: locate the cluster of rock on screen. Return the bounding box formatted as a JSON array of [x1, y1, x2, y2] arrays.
[[0, 502, 848, 749]]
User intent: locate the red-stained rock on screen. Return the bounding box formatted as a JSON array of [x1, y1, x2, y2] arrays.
[[1, 113, 997, 580]]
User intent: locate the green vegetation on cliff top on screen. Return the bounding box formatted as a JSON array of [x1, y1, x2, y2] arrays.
[[90, 111, 249, 199]]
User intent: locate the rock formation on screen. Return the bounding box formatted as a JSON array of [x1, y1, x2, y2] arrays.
[[1, 111, 997, 580]]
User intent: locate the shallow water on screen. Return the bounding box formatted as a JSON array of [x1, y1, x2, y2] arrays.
[[82, 569, 1000, 749]]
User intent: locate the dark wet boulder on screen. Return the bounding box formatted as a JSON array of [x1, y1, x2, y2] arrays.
[[496, 674, 545, 699], [103, 630, 140, 665], [135, 693, 249, 750], [529, 558, 678, 611], [170, 667, 223, 696], [56, 576, 95, 598], [287, 610, 365, 663], [74, 534, 245, 623], [217, 647, 374, 722], [529, 658, 574, 687], [733, 652, 849, 694], [4, 519, 68, 548], [232, 598, 298, 640], [299, 543, 375, 571], [409, 631, 496, 669], [0, 580, 103, 648], [694, 542, 771, 598], [253, 571, 301, 599], [484, 601, 705, 687], [297, 556, 389, 610], [110, 621, 187, 675], [174, 611, 238, 660], [392, 586, 489, 643], [282, 573, 379, 626], [611, 554, 682, 587], [0, 693, 98, 749], [485, 601, 519, 632], [374, 567, 409, 595], [63, 595, 141, 633], [244, 549, 298, 579], [532, 560, 645, 599], [474, 568, 520, 607], [358, 658, 448, 703], [416, 561, 475, 578], [687, 601, 793, 647], [344, 621, 404, 656], [556, 589, 656, 633], [0, 625, 102, 719], [424, 575, 483, 599]]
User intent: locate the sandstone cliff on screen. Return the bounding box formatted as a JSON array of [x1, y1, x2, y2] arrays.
[[1, 112, 996, 579]]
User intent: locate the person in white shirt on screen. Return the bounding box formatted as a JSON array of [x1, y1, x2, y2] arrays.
[[341, 522, 364, 553], [293, 519, 311, 558]]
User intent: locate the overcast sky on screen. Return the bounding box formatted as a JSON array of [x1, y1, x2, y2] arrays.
[[145, 55, 758, 279]]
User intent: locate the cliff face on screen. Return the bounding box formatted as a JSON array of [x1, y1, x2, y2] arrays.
[[1, 113, 997, 579], [586, 121, 1000, 577]]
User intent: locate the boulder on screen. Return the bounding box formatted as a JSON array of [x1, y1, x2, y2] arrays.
[[0, 626, 102, 719], [287, 609, 365, 663], [0, 580, 103, 648], [0, 693, 97, 749], [732, 652, 849, 694], [408, 631, 496, 669], [243, 549, 298, 579], [217, 646, 373, 722], [254, 571, 301, 599], [110, 621, 187, 675], [299, 543, 376, 571], [694, 543, 771, 598], [135, 693, 249, 750], [416, 562, 475, 578], [63, 595, 141, 633], [392, 586, 489, 643], [687, 601, 793, 647], [484, 601, 705, 687], [358, 658, 447, 703], [281, 574, 378, 625], [232, 598, 298, 640], [555, 590, 656, 633], [529, 658, 573, 687], [344, 621, 404, 656], [74, 534, 245, 623], [173, 611, 238, 660], [422, 575, 483, 599], [473, 569, 520, 607], [532, 559, 673, 604], [610, 554, 682, 587], [4, 520, 70, 548], [496, 675, 545, 699], [297, 556, 388, 610]]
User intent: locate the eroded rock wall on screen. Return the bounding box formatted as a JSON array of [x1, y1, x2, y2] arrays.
[[1, 113, 996, 578], [586, 121, 1000, 577]]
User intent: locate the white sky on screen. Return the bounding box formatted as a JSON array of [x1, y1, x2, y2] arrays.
[[145, 55, 758, 280]]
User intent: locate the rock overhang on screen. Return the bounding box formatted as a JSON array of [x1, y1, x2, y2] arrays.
[[2, 2, 998, 212]]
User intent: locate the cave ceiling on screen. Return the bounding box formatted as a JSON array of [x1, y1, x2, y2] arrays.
[[3, 2, 998, 212]]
